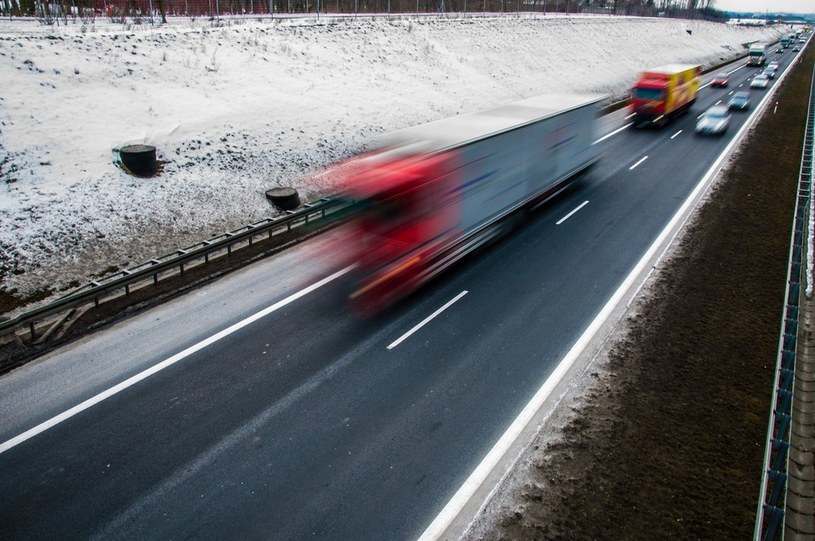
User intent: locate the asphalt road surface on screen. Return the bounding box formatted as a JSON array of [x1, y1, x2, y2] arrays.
[[0, 49, 799, 540]]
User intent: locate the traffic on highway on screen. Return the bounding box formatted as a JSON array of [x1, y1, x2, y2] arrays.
[[0, 38, 805, 540]]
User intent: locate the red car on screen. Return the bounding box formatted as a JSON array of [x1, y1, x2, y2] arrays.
[[710, 72, 729, 87]]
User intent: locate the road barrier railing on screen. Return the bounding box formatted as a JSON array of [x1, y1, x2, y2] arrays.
[[0, 53, 763, 355], [0, 196, 351, 345], [753, 61, 815, 541]]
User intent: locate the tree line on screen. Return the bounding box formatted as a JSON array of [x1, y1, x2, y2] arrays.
[[0, 0, 727, 24]]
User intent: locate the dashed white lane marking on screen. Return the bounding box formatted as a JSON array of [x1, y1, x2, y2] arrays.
[[386, 291, 468, 350], [594, 123, 632, 144], [671, 130, 682, 140], [556, 200, 590, 225], [629, 155, 648, 170]]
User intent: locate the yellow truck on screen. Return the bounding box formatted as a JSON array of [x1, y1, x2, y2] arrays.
[[631, 64, 701, 128]]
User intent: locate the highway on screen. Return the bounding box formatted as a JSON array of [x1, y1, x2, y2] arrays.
[[0, 47, 801, 539]]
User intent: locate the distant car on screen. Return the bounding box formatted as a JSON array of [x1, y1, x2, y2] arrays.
[[751, 75, 770, 89], [768, 61, 779, 70], [728, 91, 751, 111], [696, 105, 731, 136], [793, 45, 801, 52], [763, 67, 776, 79], [776, 48, 784, 55], [711, 72, 729, 87]]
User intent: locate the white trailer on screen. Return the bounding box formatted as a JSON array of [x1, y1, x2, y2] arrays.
[[382, 93, 604, 233], [343, 94, 605, 311]]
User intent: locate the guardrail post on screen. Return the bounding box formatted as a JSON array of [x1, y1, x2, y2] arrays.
[[775, 411, 791, 442], [763, 503, 785, 540], [771, 439, 790, 473], [767, 470, 788, 508]]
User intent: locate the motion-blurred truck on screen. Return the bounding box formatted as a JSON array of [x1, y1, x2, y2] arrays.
[[326, 94, 604, 313], [630, 64, 701, 128], [748, 43, 769, 66]]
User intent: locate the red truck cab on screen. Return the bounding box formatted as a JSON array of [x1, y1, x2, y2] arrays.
[[343, 150, 461, 313]]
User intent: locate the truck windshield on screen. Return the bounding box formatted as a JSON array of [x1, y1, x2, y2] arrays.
[[634, 87, 664, 100]]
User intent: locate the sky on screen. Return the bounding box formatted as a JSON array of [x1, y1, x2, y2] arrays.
[[713, 0, 815, 14], [0, 16, 781, 307]]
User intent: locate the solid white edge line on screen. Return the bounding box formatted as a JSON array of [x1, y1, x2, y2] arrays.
[[417, 60, 785, 541], [629, 155, 648, 170], [0, 265, 354, 455], [556, 200, 589, 225], [593, 122, 632, 144], [386, 291, 468, 350], [671, 129, 682, 139]]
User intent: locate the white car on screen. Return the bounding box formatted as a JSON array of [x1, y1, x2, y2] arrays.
[[751, 75, 770, 89], [768, 61, 779, 71], [695, 105, 731, 136]]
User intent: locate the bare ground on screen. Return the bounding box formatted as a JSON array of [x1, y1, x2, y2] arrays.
[[467, 48, 813, 540]]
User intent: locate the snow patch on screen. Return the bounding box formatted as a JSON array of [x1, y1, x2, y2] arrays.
[[0, 15, 780, 308]]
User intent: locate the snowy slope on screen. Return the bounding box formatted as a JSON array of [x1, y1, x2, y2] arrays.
[[0, 15, 780, 305]]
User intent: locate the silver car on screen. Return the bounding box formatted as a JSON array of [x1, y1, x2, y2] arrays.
[[751, 75, 770, 89], [728, 91, 751, 111], [695, 105, 731, 135]]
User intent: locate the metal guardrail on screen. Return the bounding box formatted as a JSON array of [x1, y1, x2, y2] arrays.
[[0, 50, 769, 349], [0, 196, 350, 343], [753, 61, 815, 541]]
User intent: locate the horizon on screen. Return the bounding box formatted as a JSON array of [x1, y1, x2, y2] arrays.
[[714, 0, 814, 15]]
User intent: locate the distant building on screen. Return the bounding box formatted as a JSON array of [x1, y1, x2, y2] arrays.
[[728, 18, 768, 26]]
